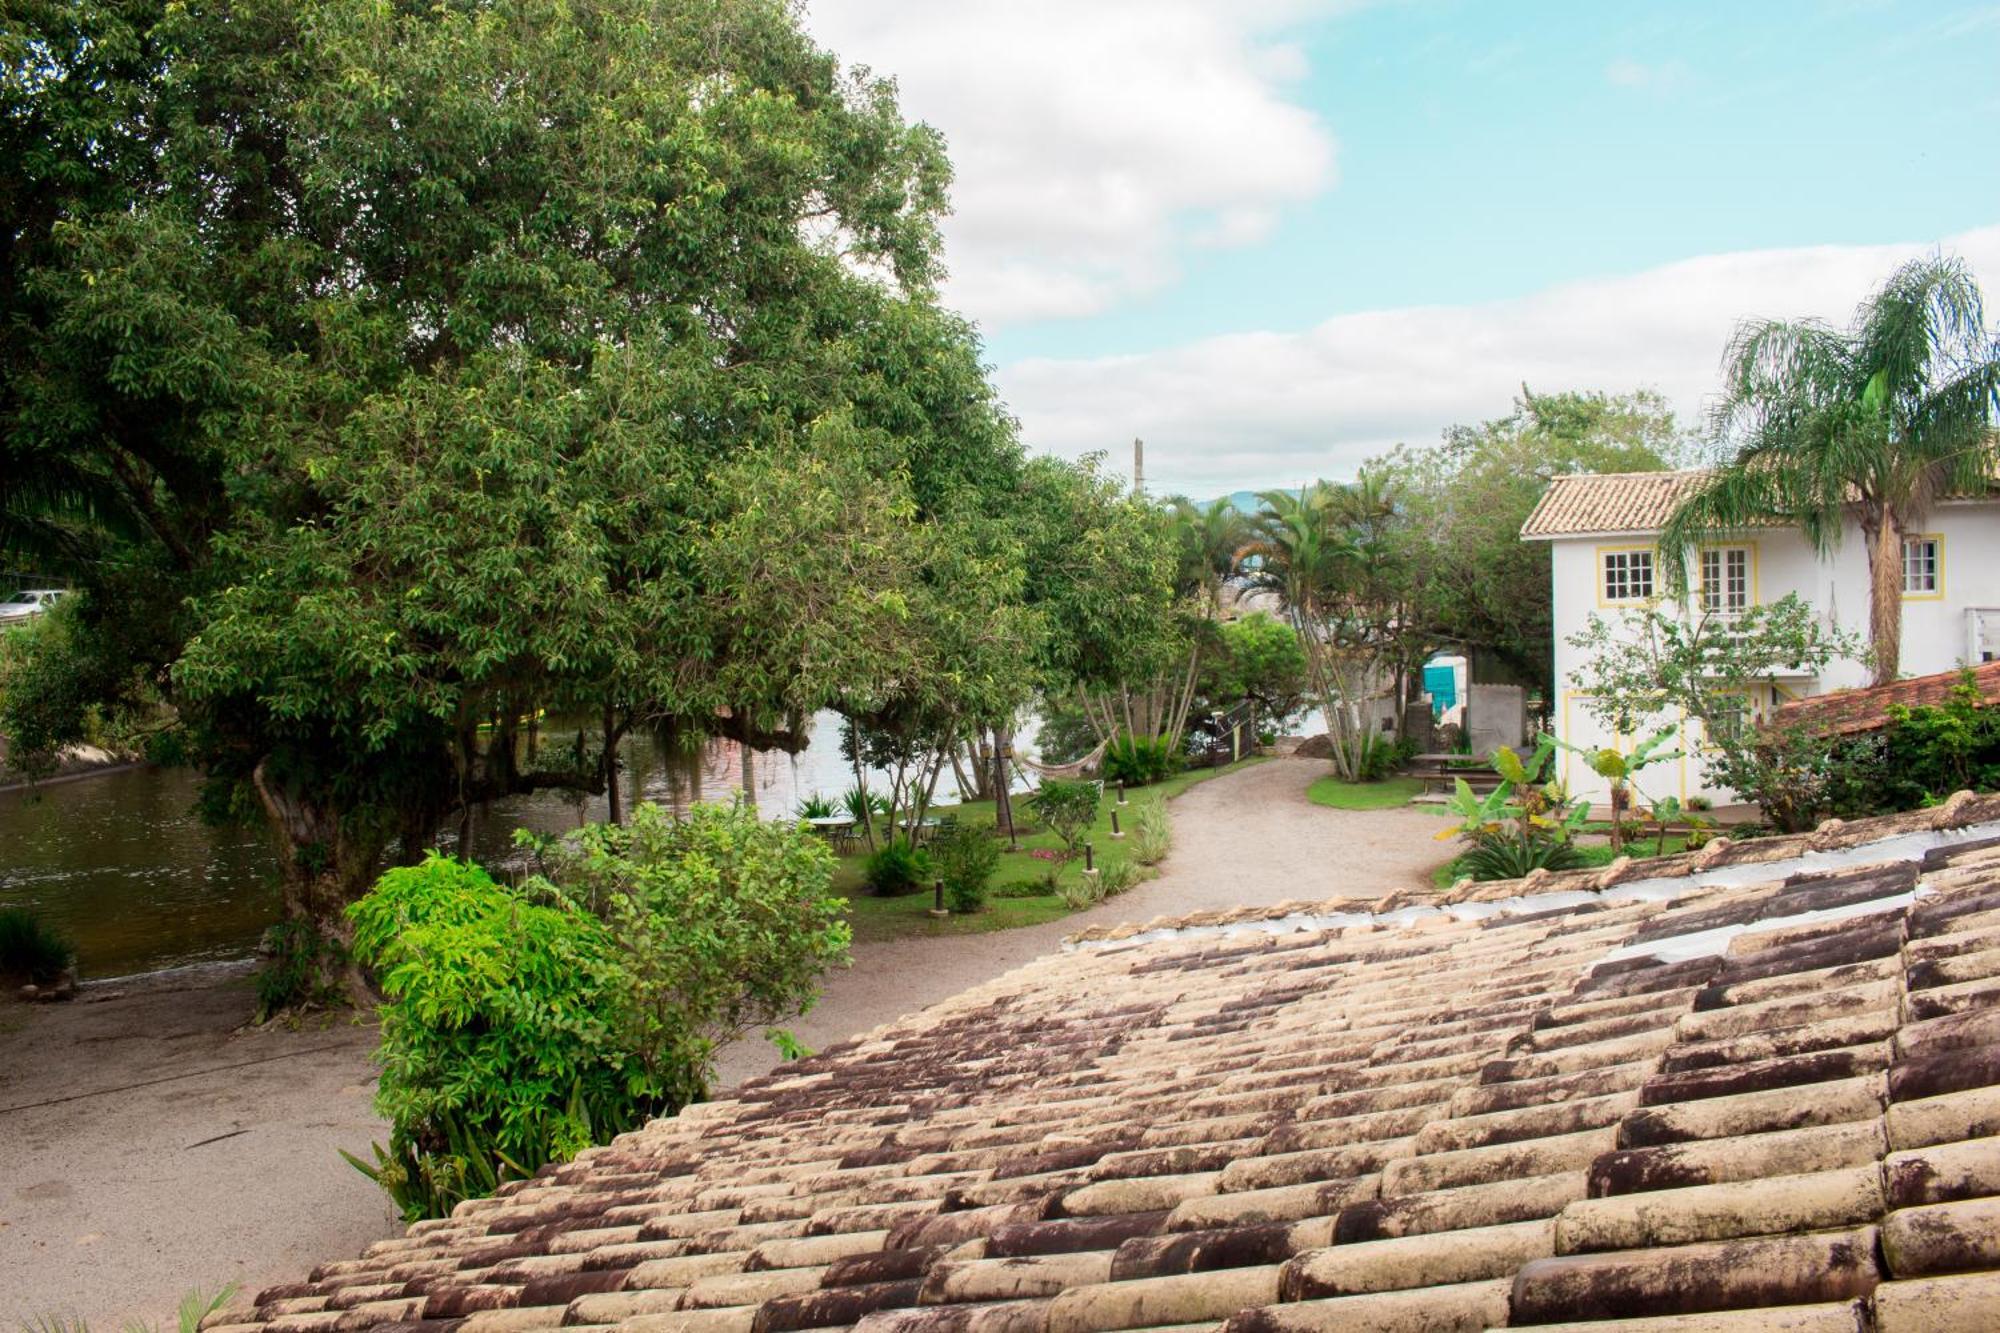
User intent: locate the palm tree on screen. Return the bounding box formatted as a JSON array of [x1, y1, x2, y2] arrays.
[[1239, 481, 1398, 781], [1661, 257, 2000, 684]]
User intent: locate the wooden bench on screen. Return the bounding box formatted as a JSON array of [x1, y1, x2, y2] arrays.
[[1407, 753, 1504, 796]]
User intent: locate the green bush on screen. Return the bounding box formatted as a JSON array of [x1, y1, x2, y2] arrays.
[[1457, 834, 1588, 882], [1031, 779, 1101, 856], [1098, 860, 1142, 895], [1355, 732, 1418, 782], [863, 837, 933, 896], [1131, 802, 1172, 866], [932, 824, 999, 913], [0, 906, 74, 985], [253, 919, 346, 1020], [347, 803, 849, 1220], [1103, 734, 1178, 786]]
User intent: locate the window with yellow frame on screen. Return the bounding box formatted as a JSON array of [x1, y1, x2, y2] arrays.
[[1902, 534, 1942, 600], [1598, 546, 1656, 605]]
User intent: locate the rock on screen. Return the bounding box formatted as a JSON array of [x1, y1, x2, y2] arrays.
[[1293, 734, 1334, 759]]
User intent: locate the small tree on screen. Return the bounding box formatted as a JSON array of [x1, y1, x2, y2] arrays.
[[1565, 594, 1864, 830], [1031, 779, 1102, 862]]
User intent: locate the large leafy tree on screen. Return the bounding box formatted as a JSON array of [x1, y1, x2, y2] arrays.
[[1661, 257, 2000, 684], [0, 0, 1015, 950], [1377, 388, 1690, 696]]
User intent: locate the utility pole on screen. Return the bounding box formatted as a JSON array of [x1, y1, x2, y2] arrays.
[[1133, 437, 1145, 496]]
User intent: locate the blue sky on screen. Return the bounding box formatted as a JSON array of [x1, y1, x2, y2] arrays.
[[810, 0, 2000, 491]]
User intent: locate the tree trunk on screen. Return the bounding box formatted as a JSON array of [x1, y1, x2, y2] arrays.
[[603, 704, 625, 826], [250, 759, 379, 1004], [1865, 513, 1904, 685]]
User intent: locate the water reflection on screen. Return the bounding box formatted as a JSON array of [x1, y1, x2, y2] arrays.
[[0, 710, 1037, 978]]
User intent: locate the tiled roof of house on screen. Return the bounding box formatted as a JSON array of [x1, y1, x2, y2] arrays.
[[1519, 471, 1714, 539], [213, 795, 2000, 1333], [1771, 662, 2000, 738]]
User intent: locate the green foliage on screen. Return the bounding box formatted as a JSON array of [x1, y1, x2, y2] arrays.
[[1374, 388, 1692, 696], [1354, 732, 1418, 782], [1661, 258, 2000, 683], [346, 855, 644, 1219], [798, 794, 837, 819], [1199, 612, 1311, 727], [765, 1028, 814, 1062], [1131, 802, 1173, 865], [0, 0, 1025, 938], [0, 906, 74, 985], [1031, 779, 1102, 856], [932, 824, 1000, 913], [253, 920, 345, 1021], [1098, 860, 1142, 896], [1103, 734, 1179, 787], [1306, 775, 1423, 811], [863, 839, 934, 896], [1456, 837, 1588, 881], [347, 806, 848, 1219], [1437, 737, 1592, 881], [1879, 677, 2000, 804], [1566, 596, 1865, 832]]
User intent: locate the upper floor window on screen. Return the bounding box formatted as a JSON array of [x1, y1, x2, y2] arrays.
[[1903, 536, 1941, 596], [1601, 548, 1654, 603], [1700, 546, 1752, 615]]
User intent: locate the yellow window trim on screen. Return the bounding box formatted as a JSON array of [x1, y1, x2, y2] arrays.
[[1595, 543, 1661, 608], [1902, 532, 1945, 602]]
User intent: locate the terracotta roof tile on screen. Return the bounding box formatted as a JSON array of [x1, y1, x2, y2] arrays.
[[1518, 470, 1715, 539], [213, 800, 2000, 1333], [1772, 661, 2000, 737]]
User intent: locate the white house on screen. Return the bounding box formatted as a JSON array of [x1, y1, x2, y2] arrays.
[[1521, 470, 2000, 806]]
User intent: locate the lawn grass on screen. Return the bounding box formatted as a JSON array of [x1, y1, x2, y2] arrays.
[[828, 756, 1270, 943], [1429, 834, 1698, 890], [1305, 774, 1423, 811]]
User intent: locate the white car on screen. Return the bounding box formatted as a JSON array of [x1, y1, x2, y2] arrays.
[[0, 588, 65, 623]]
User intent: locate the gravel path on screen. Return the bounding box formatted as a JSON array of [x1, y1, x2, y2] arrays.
[[0, 757, 1445, 1325], [714, 758, 1446, 1085]]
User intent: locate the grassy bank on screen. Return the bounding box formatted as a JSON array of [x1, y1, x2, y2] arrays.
[[1306, 775, 1423, 810], [832, 757, 1269, 943]]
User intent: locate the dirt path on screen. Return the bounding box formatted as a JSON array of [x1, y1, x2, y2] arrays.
[[0, 758, 1443, 1325], [714, 758, 1445, 1085]]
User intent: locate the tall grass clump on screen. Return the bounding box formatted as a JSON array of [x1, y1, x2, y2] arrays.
[[0, 906, 75, 985], [1131, 803, 1172, 866]]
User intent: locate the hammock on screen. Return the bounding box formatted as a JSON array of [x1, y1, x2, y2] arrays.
[[1010, 735, 1113, 781]]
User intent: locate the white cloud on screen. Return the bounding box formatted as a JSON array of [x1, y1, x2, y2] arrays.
[[995, 226, 2000, 496], [803, 1, 1341, 326]]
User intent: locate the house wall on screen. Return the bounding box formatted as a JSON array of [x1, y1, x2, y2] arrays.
[[1546, 500, 2000, 806]]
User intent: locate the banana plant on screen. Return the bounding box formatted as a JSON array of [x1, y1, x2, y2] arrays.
[[1550, 726, 1682, 853]]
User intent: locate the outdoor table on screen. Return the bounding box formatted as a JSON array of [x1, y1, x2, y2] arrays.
[[805, 816, 855, 833]]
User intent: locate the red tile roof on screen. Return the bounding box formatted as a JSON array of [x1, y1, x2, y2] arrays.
[[1772, 662, 2000, 737], [210, 796, 2000, 1333]]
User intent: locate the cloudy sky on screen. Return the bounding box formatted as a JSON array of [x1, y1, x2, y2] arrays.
[[804, 1, 2000, 495]]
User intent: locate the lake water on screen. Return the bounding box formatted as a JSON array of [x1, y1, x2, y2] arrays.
[[0, 711, 1038, 980]]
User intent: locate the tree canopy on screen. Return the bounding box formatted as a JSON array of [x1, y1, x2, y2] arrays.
[[0, 0, 1047, 945]]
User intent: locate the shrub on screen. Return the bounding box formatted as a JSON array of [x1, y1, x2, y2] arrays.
[[254, 919, 350, 1019], [1057, 872, 1102, 910], [797, 793, 837, 819], [1458, 835, 1588, 882], [1103, 734, 1178, 787], [1355, 732, 1416, 782], [1098, 860, 1142, 895], [1031, 779, 1101, 856], [1131, 802, 1172, 866], [0, 906, 74, 985], [863, 838, 932, 896], [347, 804, 849, 1220], [932, 824, 999, 913], [993, 880, 1049, 899]]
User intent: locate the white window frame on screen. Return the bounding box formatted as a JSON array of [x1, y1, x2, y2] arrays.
[[1903, 536, 1941, 597], [1700, 546, 1752, 616], [1601, 548, 1655, 604]]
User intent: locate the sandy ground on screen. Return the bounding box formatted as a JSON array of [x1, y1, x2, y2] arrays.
[[0, 757, 1445, 1325]]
